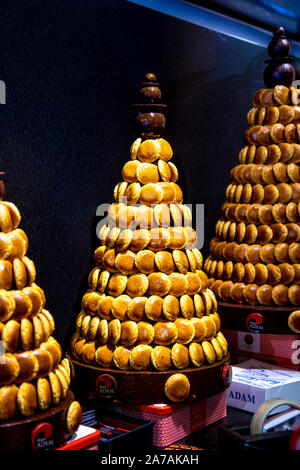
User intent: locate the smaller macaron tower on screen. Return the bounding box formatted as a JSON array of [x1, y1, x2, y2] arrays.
[[0, 168, 81, 449], [203, 27, 300, 367], [69, 73, 230, 404]]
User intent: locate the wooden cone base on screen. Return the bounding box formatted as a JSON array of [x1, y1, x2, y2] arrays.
[[0, 390, 74, 450], [67, 353, 231, 405]]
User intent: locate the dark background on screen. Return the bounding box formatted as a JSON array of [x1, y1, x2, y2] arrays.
[[0, 0, 297, 347]]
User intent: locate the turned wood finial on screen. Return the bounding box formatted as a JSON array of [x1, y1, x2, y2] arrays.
[[263, 26, 296, 87], [133, 72, 167, 139]]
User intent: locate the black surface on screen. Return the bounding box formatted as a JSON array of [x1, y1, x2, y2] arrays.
[[1, 1, 299, 348]]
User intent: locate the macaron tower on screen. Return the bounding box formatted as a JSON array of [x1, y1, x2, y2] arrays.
[[204, 27, 300, 365], [0, 177, 81, 448], [69, 73, 230, 404]]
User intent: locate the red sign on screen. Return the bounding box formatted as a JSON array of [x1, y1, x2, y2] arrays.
[[221, 363, 232, 388], [31, 422, 54, 450], [95, 374, 117, 399], [246, 312, 264, 333]]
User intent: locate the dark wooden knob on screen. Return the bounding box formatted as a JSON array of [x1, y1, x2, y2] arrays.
[[264, 26, 295, 87], [133, 73, 167, 139]]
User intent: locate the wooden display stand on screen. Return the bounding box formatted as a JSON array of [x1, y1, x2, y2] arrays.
[[0, 390, 74, 451], [68, 353, 231, 404]]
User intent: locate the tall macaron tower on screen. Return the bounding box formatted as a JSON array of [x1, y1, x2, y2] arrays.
[[204, 27, 300, 369], [68, 73, 231, 405], [0, 162, 82, 449]]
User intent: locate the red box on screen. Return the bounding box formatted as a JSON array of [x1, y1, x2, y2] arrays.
[[224, 329, 300, 370], [102, 391, 227, 447]]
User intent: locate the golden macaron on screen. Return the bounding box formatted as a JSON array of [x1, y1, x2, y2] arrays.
[[145, 295, 164, 321], [151, 345, 172, 371], [189, 343, 205, 367], [136, 321, 155, 345], [174, 318, 195, 344], [162, 295, 180, 321], [164, 373, 190, 402], [107, 318, 121, 345], [130, 345, 152, 370], [127, 297, 146, 321], [154, 321, 178, 346], [113, 346, 131, 370], [120, 321, 139, 347], [171, 343, 189, 369]]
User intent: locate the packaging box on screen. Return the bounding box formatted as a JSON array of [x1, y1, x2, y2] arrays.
[[227, 359, 300, 413], [97, 391, 227, 447]]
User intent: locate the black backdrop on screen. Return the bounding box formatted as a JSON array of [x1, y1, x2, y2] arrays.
[[0, 0, 287, 347]]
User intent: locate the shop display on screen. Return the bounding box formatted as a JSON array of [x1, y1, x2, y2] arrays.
[[68, 73, 231, 403], [204, 27, 300, 368], [0, 171, 82, 449]]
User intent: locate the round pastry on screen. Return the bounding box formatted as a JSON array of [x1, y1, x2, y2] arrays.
[[151, 345, 171, 371], [190, 318, 206, 342], [267, 264, 282, 285], [155, 251, 175, 274], [0, 260, 13, 290], [129, 229, 151, 252], [0, 385, 18, 420], [148, 228, 170, 251], [130, 137, 141, 160], [136, 162, 159, 184], [87, 316, 100, 341], [201, 290, 213, 314], [153, 203, 171, 228], [202, 341, 216, 364], [2, 319, 20, 352], [111, 295, 131, 320], [163, 295, 180, 321], [82, 291, 103, 314], [210, 312, 221, 332], [17, 382, 37, 417], [20, 318, 33, 350], [180, 294, 195, 319], [185, 272, 201, 295], [168, 227, 187, 250], [288, 285, 300, 305], [40, 340, 61, 368], [158, 138, 173, 161], [113, 346, 131, 370], [127, 297, 146, 321], [125, 183, 141, 205], [95, 344, 115, 367], [201, 316, 216, 340], [230, 283, 246, 303], [1, 201, 21, 229], [189, 342, 205, 367], [24, 286, 44, 317], [194, 293, 205, 318], [81, 342, 96, 364], [135, 205, 154, 229], [171, 343, 189, 369], [145, 295, 163, 321], [107, 318, 121, 345], [139, 183, 164, 206], [148, 272, 171, 296], [168, 272, 188, 296], [122, 160, 141, 183], [135, 250, 155, 274], [117, 206, 136, 229], [36, 377, 52, 411], [185, 249, 198, 273], [0, 204, 12, 232], [170, 203, 183, 226], [136, 321, 155, 345], [96, 319, 109, 344], [116, 229, 133, 251], [272, 284, 289, 306], [97, 296, 113, 320], [94, 246, 106, 268], [14, 351, 39, 383], [172, 250, 189, 274], [107, 273, 128, 297], [130, 345, 152, 370], [120, 321, 139, 347], [126, 273, 149, 297], [154, 321, 178, 346], [102, 249, 118, 273], [55, 367, 69, 398], [158, 182, 176, 204], [164, 373, 190, 402], [174, 318, 195, 344], [279, 263, 295, 285], [288, 310, 300, 333], [80, 314, 91, 338], [168, 161, 178, 182], [88, 268, 100, 291], [48, 371, 62, 404], [0, 290, 16, 322], [106, 227, 121, 248], [66, 401, 82, 435], [211, 337, 224, 361], [0, 353, 20, 385], [137, 139, 161, 163]]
